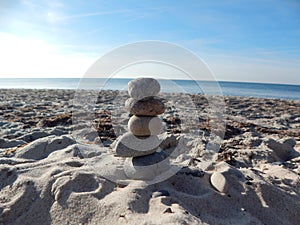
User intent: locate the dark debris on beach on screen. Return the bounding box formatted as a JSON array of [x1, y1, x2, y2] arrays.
[[0, 89, 299, 160]]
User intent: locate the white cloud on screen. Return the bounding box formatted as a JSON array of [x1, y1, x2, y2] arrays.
[[53, 9, 131, 22]]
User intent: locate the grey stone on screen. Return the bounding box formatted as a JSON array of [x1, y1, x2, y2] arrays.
[[128, 116, 163, 136], [124, 151, 170, 180], [128, 78, 160, 100], [210, 171, 228, 193], [114, 132, 159, 157], [125, 97, 165, 116]]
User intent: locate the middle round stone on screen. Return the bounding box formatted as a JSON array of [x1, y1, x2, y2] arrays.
[[128, 115, 164, 136]]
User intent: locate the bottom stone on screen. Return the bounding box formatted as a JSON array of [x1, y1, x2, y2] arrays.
[[113, 132, 160, 157], [124, 151, 170, 180]]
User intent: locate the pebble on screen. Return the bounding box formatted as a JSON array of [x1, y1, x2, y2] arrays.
[[114, 132, 160, 157], [128, 78, 160, 100], [210, 171, 228, 193], [123, 151, 170, 180], [125, 97, 165, 116], [128, 116, 163, 136]]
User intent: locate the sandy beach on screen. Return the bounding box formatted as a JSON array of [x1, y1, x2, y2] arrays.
[[0, 88, 299, 225]]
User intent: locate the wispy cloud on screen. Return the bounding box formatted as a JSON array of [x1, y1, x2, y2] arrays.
[[58, 9, 132, 20]]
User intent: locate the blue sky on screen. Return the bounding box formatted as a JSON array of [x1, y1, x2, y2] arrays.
[[0, 0, 300, 84]]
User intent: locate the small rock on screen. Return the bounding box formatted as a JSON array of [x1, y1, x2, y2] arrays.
[[125, 97, 165, 116], [128, 116, 163, 136], [124, 151, 170, 180], [128, 78, 160, 100], [114, 132, 160, 157], [210, 171, 228, 193]]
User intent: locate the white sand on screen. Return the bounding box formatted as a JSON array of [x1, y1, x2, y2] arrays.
[[0, 89, 299, 225]]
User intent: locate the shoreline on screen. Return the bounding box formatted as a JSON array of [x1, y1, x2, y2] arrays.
[[1, 88, 300, 101]]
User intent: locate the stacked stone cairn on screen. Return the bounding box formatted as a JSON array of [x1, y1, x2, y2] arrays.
[[114, 77, 169, 180]]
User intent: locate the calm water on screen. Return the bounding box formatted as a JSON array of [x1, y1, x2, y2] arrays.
[[0, 78, 299, 100]]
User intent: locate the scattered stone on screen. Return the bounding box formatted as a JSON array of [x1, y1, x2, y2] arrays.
[[128, 116, 163, 136], [125, 97, 165, 116], [128, 78, 160, 100], [210, 171, 228, 193]]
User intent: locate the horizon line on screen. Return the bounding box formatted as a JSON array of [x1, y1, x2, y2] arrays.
[[0, 77, 299, 86]]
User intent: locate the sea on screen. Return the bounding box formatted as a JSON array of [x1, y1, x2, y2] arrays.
[[0, 78, 299, 100]]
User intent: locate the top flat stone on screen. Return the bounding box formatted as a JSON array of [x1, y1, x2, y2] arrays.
[[128, 78, 160, 100]]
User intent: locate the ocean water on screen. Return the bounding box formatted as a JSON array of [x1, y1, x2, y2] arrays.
[[0, 78, 299, 100]]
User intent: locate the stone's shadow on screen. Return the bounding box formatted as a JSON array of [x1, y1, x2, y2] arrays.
[[127, 186, 153, 213]]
